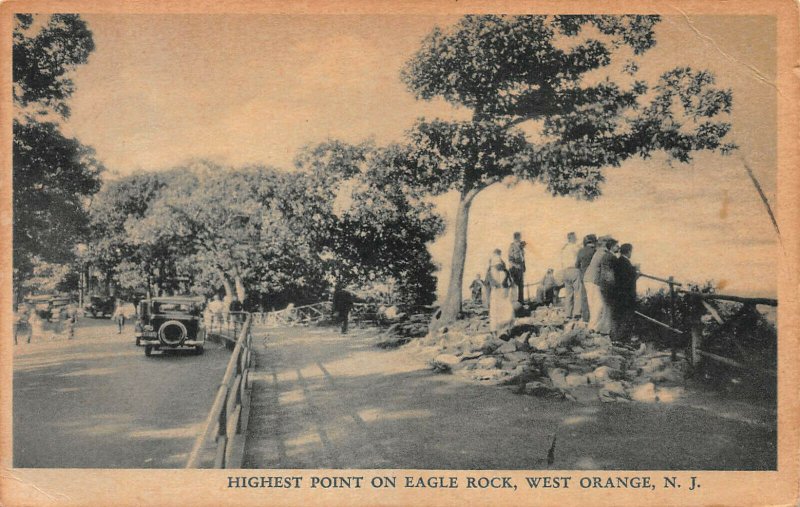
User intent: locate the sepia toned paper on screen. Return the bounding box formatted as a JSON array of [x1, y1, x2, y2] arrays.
[[1, 1, 798, 506]]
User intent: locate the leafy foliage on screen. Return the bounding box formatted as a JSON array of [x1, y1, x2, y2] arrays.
[[12, 14, 101, 290], [400, 15, 736, 322]]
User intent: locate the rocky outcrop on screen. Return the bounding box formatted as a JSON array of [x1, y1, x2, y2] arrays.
[[407, 305, 687, 404]]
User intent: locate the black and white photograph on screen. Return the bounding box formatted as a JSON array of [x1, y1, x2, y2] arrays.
[[2, 2, 798, 506]]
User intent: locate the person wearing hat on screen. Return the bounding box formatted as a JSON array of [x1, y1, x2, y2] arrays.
[[575, 234, 597, 322], [584, 235, 618, 335], [507, 232, 526, 305]]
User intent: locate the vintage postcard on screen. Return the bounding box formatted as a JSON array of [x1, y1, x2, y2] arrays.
[[1, 0, 798, 506]]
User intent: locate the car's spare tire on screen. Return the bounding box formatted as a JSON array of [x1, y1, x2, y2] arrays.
[[158, 320, 187, 346]]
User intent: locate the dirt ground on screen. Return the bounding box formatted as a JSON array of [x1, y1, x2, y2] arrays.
[[243, 324, 776, 470]]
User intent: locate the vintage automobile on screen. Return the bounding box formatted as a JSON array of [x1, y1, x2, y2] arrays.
[[135, 296, 206, 356], [84, 295, 116, 318]]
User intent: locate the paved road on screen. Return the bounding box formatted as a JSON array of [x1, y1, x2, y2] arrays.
[[243, 325, 776, 470], [13, 318, 229, 468]]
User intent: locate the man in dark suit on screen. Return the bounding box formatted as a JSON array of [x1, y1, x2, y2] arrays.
[[507, 232, 526, 304], [575, 234, 597, 322], [332, 284, 355, 334], [611, 243, 638, 340]]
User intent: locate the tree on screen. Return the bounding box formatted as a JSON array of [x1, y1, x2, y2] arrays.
[[295, 141, 445, 305], [13, 14, 102, 294], [401, 15, 735, 326], [86, 171, 173, 295]]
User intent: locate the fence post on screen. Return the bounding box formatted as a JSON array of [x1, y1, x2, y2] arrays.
[[690, 324, 703, 372], [668, 276, 677, 361]]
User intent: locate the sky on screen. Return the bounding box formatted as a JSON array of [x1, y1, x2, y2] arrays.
[[59, 14, 778, 298]]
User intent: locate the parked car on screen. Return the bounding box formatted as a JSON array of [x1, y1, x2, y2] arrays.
[[135, 296, 206, 356], [84, 295, 115, 318]]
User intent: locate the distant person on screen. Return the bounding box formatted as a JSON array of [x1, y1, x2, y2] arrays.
[[611, 243, 638, 340], [332, 284, 355, 334], [535, 268, 558, 306], [229, 297, 244, 324], [208, 294, 224, 326], [575, 234, 597, 322], [485, 249, 515, 337], [28, 310, 45, 342], [507, 232, 526, 304], [469, 274, 484, 304], [113, 299, 126, 334], [584, 236, 617, 335], [558, 232, 582, 320]]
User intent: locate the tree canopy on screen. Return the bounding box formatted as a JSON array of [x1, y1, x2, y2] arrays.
[[400, 15, 735, 325], [86, 144, 444, 308], [13, 14, 102, 290]]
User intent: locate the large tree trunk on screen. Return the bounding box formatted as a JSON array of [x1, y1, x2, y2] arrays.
[[431, 187, 481, 330], [234, 274, 246, 302], [221, 276, 234, 300]]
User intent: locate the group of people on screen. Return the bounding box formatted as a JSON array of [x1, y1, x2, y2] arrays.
[[473, 231, 638, 340], [203, 294, 245, 329], [562, 232, 638, 339]]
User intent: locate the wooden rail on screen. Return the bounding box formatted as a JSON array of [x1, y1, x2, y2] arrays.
[[185, 313, 254, 468], [253, 301, 382, 328], [636, 271, 777, 377]]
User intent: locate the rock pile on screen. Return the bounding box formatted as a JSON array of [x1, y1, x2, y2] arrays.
[[408, 305, 687, 404]]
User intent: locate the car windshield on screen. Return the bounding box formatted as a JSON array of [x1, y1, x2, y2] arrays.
[[153, 302, 193, 313]]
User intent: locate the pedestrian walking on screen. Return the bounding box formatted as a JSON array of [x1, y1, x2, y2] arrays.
[[113, 299, 126, 334], [332, 284, 355, 334]]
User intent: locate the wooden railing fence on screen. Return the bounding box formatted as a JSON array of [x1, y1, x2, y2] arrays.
[[185, 312, 254, 468]]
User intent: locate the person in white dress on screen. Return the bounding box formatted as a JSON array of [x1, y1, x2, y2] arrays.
[[485, 249, 516, 337]]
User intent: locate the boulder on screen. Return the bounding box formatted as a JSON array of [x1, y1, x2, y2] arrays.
[[597, 355, 626, 371], [477, 356, 499, 369], [383, 306, 404, 320], [530, 336, 550, 351], [565, 373, 590, 387], [598, 381, 631, 403], [432, 354, 460, 370], [461, 350, 484, 360], [469, 333, 493, 351], [656, 386, 685, 403], [593, 365, 624, 382], [630, 382, 658, 403], [503, 351, 530, 363], [647, 368, 683, 384], [524, 381, 565, 399], [497, 342, 517, 354]]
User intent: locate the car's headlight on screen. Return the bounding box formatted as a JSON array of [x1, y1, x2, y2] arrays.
[[144, 325, 154, 332]]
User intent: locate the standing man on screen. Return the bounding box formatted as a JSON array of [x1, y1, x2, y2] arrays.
[[559, 232, 582, 320], [584, 236, 617, 335], [508, 232, 526, 305], [575, 234, 597, 322], [611, 243, 638, 340], [332, 283, 355, 334]]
